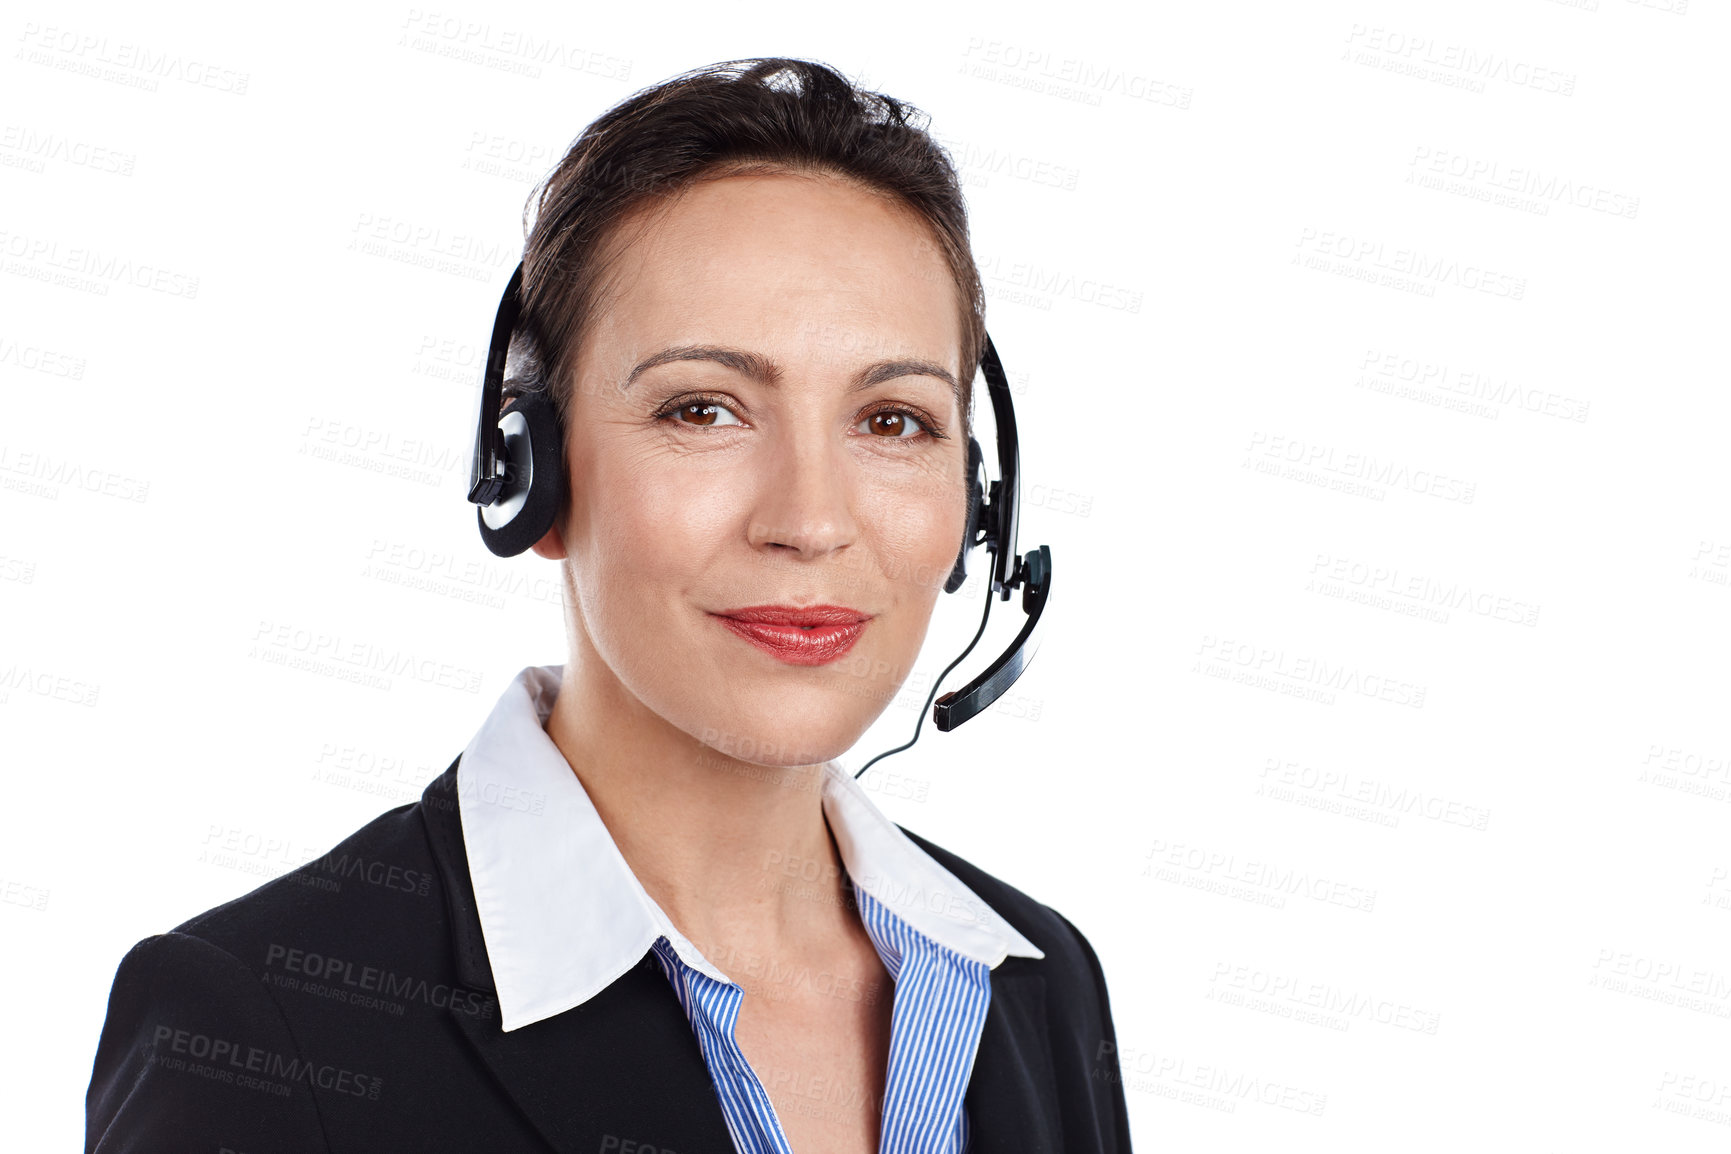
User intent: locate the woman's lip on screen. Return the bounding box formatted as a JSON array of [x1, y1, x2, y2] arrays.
[[711, 615, 868, 666], [715, 604, 870, 627]]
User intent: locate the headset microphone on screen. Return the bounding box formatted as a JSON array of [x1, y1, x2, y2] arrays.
[[467, 261, 1052, 775]]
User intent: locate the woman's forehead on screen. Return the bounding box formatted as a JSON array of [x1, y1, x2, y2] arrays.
[[614, 171, 949, 287], [582, 172, 965, 379]]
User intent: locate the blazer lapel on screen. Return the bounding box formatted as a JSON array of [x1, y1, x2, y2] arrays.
[[449, 959, 739, 1152], [966, 965, 1065, 1152], [419, 760, 738, 1153]]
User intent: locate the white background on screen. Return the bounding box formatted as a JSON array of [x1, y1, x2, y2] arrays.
[[4, 0, 1729, 1149]]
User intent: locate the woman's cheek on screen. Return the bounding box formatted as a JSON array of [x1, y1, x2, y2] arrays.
[[869, 472, 965, 594]]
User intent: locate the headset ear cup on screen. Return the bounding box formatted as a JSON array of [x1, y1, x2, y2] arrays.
[[476, 390, 567, 558], [944, 436, 986, 594]]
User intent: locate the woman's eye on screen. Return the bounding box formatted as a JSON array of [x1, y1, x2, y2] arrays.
[[666, 400, 743, 427], [658, 398, 934, 440], [858, 409, 927, 439]]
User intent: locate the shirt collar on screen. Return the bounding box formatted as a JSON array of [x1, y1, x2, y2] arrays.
[[457, 664, 1043, 1032]]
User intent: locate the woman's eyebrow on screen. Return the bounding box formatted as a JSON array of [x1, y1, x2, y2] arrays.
[[623, 344, 960, 410]]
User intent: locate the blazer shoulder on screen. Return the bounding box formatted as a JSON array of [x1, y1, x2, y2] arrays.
[[896, 825, 1104, 982], [89, 784, 459, 1151], [87, 931, 332, 1152], [172, 797, 442, 963]]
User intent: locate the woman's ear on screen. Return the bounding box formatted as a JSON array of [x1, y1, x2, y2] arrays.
[[530, 521, 566, 560]]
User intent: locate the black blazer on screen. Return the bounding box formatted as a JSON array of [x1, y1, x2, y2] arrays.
[[86, 757, 1133, 1152]]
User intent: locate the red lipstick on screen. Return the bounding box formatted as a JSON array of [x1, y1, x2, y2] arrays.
[[712, 605, 871, 666]]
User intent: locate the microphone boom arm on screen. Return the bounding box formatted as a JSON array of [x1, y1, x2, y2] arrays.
[[933, 546, 1051, 731]]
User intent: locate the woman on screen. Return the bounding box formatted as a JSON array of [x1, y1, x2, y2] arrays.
[[86, 58, 1131, 1153]]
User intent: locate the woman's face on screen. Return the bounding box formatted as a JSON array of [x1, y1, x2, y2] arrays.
[[534, 169, 970, 768]]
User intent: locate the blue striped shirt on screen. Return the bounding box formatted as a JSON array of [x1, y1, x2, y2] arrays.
[[647, 884, 992, 1154]]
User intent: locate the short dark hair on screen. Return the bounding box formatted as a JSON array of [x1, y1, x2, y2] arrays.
[[505, 57, 986, 434]]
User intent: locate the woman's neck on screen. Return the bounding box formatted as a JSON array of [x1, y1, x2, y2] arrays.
[[543, 654, 858, 962]]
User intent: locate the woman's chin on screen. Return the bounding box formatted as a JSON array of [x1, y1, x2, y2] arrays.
[[672, 693, 883, 772]]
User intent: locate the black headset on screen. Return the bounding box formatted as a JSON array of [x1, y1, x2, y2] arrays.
[[467, 262, 1052, 776]]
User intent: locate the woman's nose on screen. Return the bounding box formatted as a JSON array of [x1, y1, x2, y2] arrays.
[[745, 431, 859, 559]]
